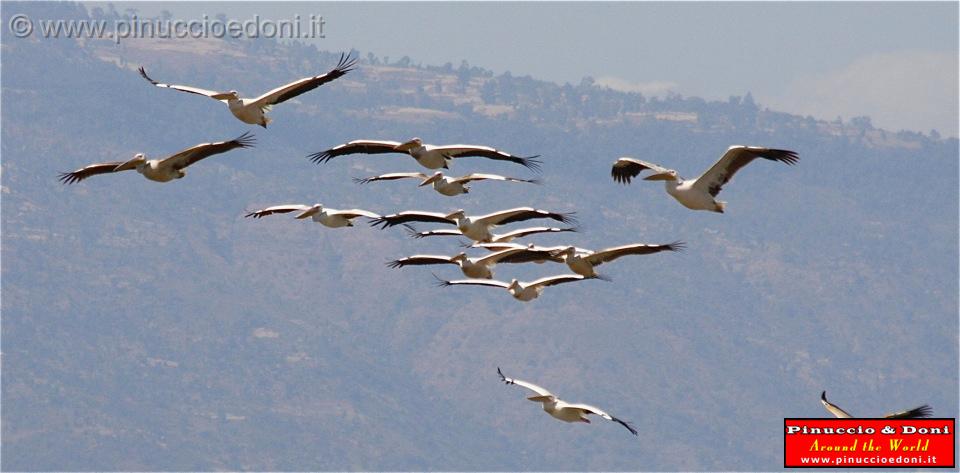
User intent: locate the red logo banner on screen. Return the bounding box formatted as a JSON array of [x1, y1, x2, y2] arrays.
[[784, 418, 955, 468]]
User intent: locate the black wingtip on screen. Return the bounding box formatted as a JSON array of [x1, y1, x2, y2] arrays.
[[138, 66, 159, 85], [612, 417, 639, 436], [386, 260, 402, 269], [234, 131, 256, 148], [910, 405, 933, 418], [307, 151, 334, 164], [557, 212, 579, 226], [335, 51, 359, 74], [431, 273, 452, 288], [821, 391, 828, 401], [521, 155, 543, 173], [766, 149, 800, 166], [668, 241, 687, 252], [58, 172, 80, 185]]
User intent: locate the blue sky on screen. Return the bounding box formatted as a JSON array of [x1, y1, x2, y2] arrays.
[[107, 2, 960, 135]]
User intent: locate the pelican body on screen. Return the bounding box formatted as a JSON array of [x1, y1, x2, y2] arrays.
[[139, 53, 356, 128], [310, 138, 541, 171], [59, 133, 255, 184], [244, 204, 379, 228], [435, 274, 587, 302], [611, 146, 799, 212], [820, 391, 932, 419], [389, 246, 556, 279], [497, 368, 637, 435], [355, 171, 539, 196], [372, 208, 576, 245]]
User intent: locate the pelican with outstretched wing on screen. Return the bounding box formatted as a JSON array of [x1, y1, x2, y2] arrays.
[[497, 368, 637, 435], [371, 207, 575, 242], [355, 171, 540, 196], [611, 146, 799, 212], [309, 138, 541, 171], [409, 226, 577, 244], [435, 274, 587, 302], [59, 132, 255, 184], [139, 53, 356, 127], [245, 203, 379, 228], [388, 246, 556, 279], [820, 391, 932, 419]]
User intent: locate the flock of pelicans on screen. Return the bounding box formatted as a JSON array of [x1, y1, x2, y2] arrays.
[[58, 53, 933, 437]]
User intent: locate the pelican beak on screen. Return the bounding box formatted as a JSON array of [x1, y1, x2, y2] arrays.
[[527, 395, 553, 402], [419, 173, 443, 187], [114, 157, 142, 172], [644, 171, 675, 181], [444, 209, 465, 220]]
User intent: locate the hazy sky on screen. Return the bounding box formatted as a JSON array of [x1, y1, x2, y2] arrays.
[[119, 2, 957, 136]]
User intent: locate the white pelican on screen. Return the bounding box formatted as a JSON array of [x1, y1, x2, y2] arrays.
[[354, 171, 540, 196], [59, 132, 255, 184], [139, 53, 356, 128], [611, 146, 799, 212], [388, 246, 556, 279], [551, 242, 684, 279], [435, 274, 587, 302], [409, 226, 578, 244], [371, 207, 576, 242], [497, 368, 637, 435], [308, 138, 541, 171], [244, 204, 379, 228], [820, 391, 932, 419]]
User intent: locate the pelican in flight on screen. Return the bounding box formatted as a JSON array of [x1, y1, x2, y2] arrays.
[[820, 391, 932, 419], [409, 226, 578, 244], [388, 246, 557, 279], [59, 132, 255, 184], [611, 146, 799, 212], [435, 274, 587, 302], [244, 203, 379, 228], [354, 171, 540, 196], [139, 53, 356, 127], [551, 242, 685, 279], [371, 207, 576, 242], [497, 368, 637, 435], [308, 138, 541, 171]]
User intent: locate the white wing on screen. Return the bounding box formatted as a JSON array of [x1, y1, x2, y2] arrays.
[[354, 172, 428, 184], [159, 132, 255, 170], [244, 204, 312, 219], [474, 207, 576, 227], [611, 157, 673, 184], [251, 53, 357, 106], [138, 67, 234, 100], [430, 145, 541, 171], [820, 391, 853, 418], [583, 241, 684, 266], [436, 277, 511, 290], [451, 173, 540, 185], [565, 402, 638, 435], [692, 146, 799, 197], [327, 209, 381, 219], [490, 226, 577, 242], [497, 368, 555, 399], [526, 274, 586, 290]]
